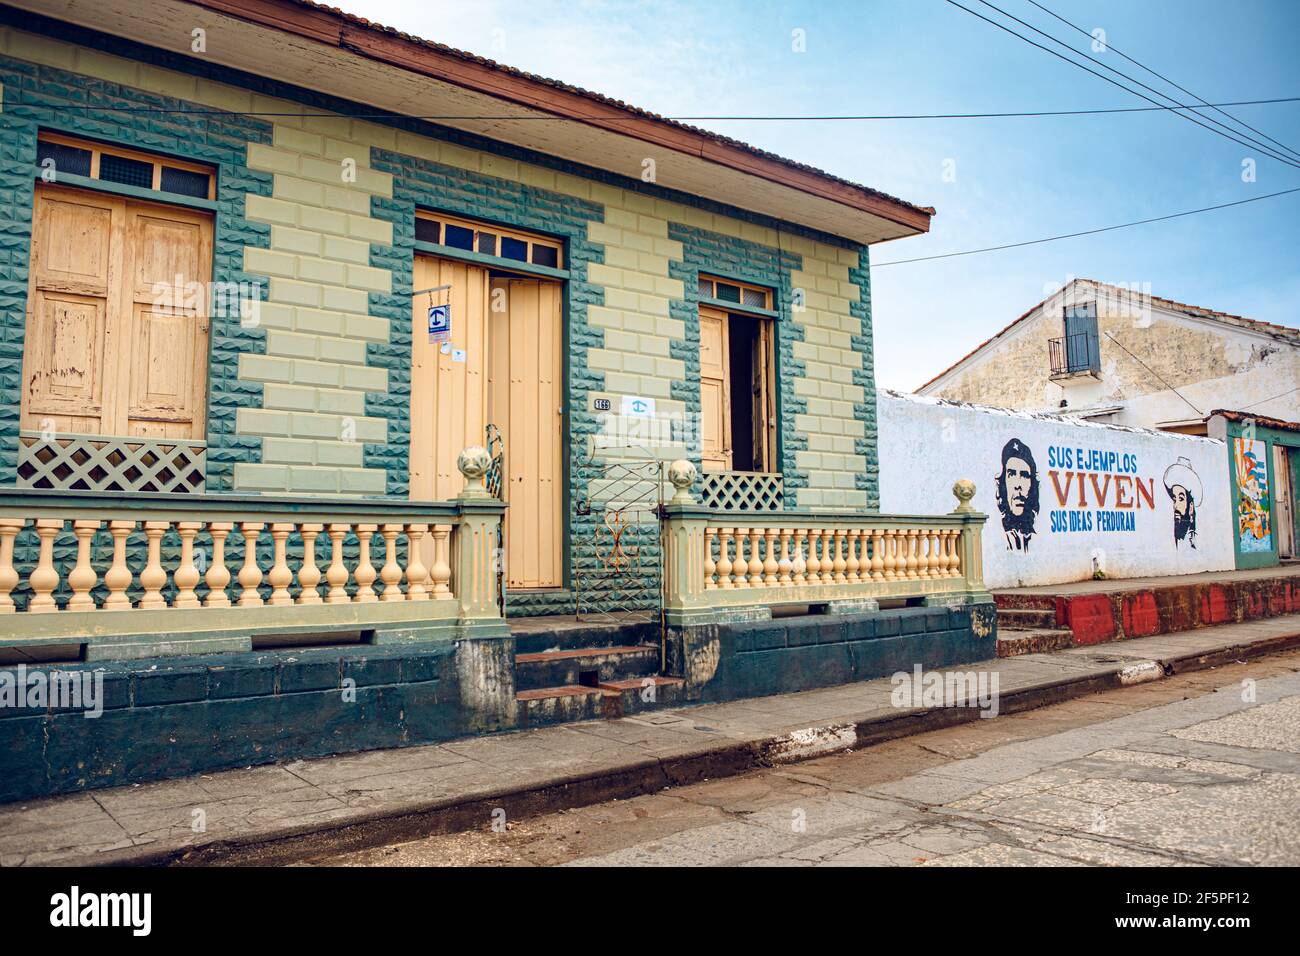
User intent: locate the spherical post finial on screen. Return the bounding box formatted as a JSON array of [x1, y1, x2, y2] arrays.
[[668, 459, 697, 505], [952, 478, 977, 513], [457, 445, 492, 499]]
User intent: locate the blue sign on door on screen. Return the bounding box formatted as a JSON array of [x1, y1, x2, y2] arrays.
[[427, 303, 451, 344]]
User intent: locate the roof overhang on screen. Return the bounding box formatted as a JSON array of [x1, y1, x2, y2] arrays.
[[7, 0, 934, 245]]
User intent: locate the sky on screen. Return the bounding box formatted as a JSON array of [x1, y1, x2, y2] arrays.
[[351, 0, 1300, 390]]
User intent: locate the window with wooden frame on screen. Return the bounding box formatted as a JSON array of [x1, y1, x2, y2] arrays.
[[36, 132, 216, 201], [414, 210, 563, 270], [19, 179, 214, 444], [698, 276, 777, 474]]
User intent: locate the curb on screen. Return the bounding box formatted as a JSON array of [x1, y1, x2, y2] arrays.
[[100, 627, 1300, 867]]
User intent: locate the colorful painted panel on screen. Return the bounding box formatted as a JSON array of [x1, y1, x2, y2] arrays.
[[1234, 437, 1273, 553]]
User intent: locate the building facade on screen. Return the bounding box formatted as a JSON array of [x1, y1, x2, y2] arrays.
[[0, 0, 941, 627], [0, 1, 1011, 800], [917, 278, 1300, 433]]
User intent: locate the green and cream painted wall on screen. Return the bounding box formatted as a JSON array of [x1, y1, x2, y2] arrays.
[[0, 10, 880, 612]]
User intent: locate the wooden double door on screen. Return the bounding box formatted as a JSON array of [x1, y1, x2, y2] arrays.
[[410, 256, 564, 589], [19, 184, 212, 439]]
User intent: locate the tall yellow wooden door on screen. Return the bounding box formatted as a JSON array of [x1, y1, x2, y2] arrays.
[[409, 257, 564, 589], [699, 305, 731, 472], [409, 256, 490, 502], [489, 277, 563, 589], [20, 184, 211, 438]]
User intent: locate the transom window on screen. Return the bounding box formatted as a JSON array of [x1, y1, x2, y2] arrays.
[[698, 274, 773, 311], [415, 210, 563, 270], [35, 132, 216, 201]]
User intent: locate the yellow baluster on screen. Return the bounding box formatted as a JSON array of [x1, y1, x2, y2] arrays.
[[0, 519, 24, 612], [297, 523, 323, 604], [204, 522, 233, 608], [353, 524, 378, 602], [380, 524, 404, 601], [237, 522, 265, 607], [325, 524, 350, 603], [140, 521, 169, 610], [404, 524, 429, 601], [174, 521, 202, 609], [67, 519, 100, 611]]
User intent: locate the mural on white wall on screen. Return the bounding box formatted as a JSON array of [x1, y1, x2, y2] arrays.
[[1163, 458, 1202, 549], [1234, 437, 1272, 553], [878, 391, 1234, 589], [995, 438, 1039, 551]]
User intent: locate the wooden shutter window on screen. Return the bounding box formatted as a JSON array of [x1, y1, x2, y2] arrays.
[[20, 183, 212, 440]]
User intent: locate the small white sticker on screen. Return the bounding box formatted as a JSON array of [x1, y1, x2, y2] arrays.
[[452, 348, 467, 363]]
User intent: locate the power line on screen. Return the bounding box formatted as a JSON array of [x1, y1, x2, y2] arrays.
[[873, 186, 1300, 266], [1025, 0, 1300, 164], [9, 95, 1300, 122], [943, 0, 1300, 170], [1240, 384, 1300, 411], [973, 0, 1300, 166], [1102, 331, 1203, 418]]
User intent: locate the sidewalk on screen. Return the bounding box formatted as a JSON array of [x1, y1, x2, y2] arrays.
[[3, 614, 1298, 867]]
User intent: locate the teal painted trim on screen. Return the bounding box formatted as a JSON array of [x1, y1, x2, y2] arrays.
[[0, 7, 864, 254], [0, 51, 273, 495], [848, 246, 880, 510], [368, 147, 604, 617], [410, 240, 570, 281], [667, 222, 805, 506], [696, 295, 780, 320], [30, 172, 219, 211]]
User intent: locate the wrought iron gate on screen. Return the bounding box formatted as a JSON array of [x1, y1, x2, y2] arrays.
[[485, 422, 506, 616], [572, 453, 666, 639]]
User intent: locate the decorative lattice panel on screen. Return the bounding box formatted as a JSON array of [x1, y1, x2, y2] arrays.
[[699, 471, 784, 511], [18, 433, 206, 493]]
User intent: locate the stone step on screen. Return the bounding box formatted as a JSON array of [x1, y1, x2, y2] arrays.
[[996, 628, 1076, 658], [997, 607, 1059, 629], [514, 644, 660, 692], [515, 676, 686, 727], [511, 618, 659, 655], [994, 593, 1059, 611]]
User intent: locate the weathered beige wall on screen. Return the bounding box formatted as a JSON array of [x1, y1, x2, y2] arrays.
[[922, 282, 1300, 428]]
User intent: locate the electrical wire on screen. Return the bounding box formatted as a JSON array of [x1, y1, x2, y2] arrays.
[[944, 0, 1300, 170], [1024, 0, 1300, 164], [873, 186, 1300, 266]]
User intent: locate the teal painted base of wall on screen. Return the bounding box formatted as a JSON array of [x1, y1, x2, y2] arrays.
[[0, 642, 483, 802], [666, 603, 998, 704]]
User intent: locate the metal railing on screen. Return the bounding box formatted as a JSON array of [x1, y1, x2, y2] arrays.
[[1049, 332, 1100, 377]]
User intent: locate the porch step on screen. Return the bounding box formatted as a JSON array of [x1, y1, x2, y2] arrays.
[[997, 607, 1059, 629], [514, 644, 661, 692], [994, 593, 1058, 612], [515, 677, 687, 727], [511, 618, 660, 655], [997, 628, 1076, 658]]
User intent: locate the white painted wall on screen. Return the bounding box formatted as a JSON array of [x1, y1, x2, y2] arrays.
[[878, 390, 1234, 589]]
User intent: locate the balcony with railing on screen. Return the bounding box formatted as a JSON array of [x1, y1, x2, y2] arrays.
[[1049, 332, 1101, 380]]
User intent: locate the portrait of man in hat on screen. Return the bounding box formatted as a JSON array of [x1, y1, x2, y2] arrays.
[[995, 438, 1039, 551], [1163, 457, 1202, 549]]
